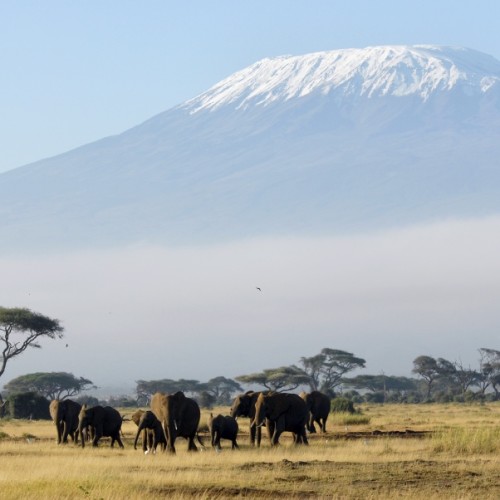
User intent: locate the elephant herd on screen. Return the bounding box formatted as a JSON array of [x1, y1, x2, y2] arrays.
[[49, 390, 331, 454]]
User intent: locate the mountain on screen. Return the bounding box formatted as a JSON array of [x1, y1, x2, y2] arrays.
[[2, 45, 500, 253]]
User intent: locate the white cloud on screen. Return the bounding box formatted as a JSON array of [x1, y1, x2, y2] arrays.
[[1, 215, 500, 393]]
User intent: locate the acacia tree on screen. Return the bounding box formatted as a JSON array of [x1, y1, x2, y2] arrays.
[[3, 372, 94, 400], [412, 356, 440, 399], [0, 307, 64, 379], [452, 360, 480, 396], [300, 348, 366, 395], [236, 366, 311, 392], [342, 375, 417, 395], [198, 376, 243, 405], [299, 353, 324, 391], [478, 348, 500, 399]]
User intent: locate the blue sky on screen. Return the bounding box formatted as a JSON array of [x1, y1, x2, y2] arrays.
[[1, 0, 500, 173], [2, 1, 500, 391]]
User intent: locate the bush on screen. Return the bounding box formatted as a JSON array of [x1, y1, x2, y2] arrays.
[[108, 395, 137, 408], [4, 392, 50, 419], [405, 392, 423, 403], [197, 391, 216, 409], [331, 397, 355, 414], [342, 390, 363, 403], [364, 392, 385, 403]]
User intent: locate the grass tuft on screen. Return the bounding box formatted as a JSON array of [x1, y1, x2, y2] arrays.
[[432, 426, 500, 454]]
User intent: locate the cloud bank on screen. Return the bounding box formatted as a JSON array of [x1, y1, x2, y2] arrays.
[[1, 215, 500, 394]]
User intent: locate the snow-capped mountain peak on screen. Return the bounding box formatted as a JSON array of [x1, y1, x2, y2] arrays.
[[184, 45, 500, 113]]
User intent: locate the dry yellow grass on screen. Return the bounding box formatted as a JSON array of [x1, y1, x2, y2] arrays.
[[0, 402, 499, 499]]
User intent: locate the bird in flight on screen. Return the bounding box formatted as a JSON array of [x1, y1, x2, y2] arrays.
[[256, 287, 262, 292]]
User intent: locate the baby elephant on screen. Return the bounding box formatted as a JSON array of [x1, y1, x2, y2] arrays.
[[132, 410, 167, 454], [208, 414, 239, 450]]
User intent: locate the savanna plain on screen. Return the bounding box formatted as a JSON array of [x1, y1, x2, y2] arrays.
[[0, 403, 499, 499]]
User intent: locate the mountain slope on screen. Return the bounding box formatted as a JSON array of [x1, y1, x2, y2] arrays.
[[1, 45, 500, 253]]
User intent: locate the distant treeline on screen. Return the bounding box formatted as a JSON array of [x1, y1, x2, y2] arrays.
[[1, 347, 499, 418]]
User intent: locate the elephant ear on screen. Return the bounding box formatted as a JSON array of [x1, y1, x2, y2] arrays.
[[268, 395, 292, 421]]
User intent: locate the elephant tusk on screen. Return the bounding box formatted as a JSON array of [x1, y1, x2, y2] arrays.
[[251, 418, 263, 428]]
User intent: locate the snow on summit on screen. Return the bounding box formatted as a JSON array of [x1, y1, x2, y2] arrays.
[[184, 45, 500, 113]]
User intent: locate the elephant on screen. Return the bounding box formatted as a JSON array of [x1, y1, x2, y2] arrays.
[[132, 409, 167, 454], [300, 391, 330, 433], [49, 399, 81, 444], [230, 391, 270, 447], [252, 392, 309, 446], [208, 413, 239, 450], [150, 391, 203, 453], [78, 405, 124, 448]]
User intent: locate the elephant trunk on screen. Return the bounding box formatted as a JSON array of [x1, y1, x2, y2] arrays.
[[134, 421, 145, 451], [79, 424, 86, 448], [53, 403, 64, 444]]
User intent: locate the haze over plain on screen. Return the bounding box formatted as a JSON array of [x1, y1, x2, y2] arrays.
[[1, 2, 499, 394]]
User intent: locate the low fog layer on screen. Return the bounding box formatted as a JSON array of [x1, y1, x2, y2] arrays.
[[2, 215, 500, 394]]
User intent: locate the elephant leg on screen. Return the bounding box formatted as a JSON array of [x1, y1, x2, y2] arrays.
[[266, 420, 275, 445], [116, 433, 124, 449], [271, 428, 283, 446], [93, 424, 103, 447], [309, 416, 317, 433], [213, 430, 221, 450], [150, 430, 157, 454], [297, 427, 309, 445], [315, 417, 322, 432], [187, 436, 198, 452], [62, 422, 70, 443], [249, 424, 256, 446], [265, 420, 273, 443]]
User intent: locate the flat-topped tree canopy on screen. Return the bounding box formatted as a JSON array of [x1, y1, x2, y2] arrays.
[[0, 307, 64, 379]]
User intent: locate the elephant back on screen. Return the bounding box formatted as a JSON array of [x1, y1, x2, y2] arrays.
[[222, 415, 238, 437], [312, 391, 331, 417], [176, 397, 200, 435], [266, 393, 308, 426], [102, 406, 123, 433]]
